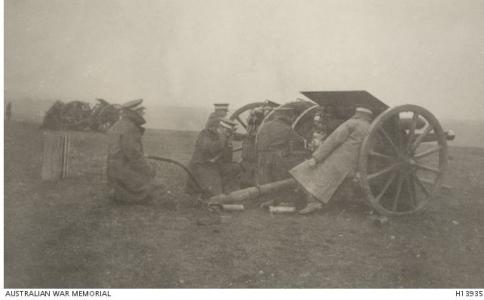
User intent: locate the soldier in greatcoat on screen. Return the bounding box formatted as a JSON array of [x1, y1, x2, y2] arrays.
[[106, 99, 161, 203], [239, 107, 265, 187], [186, 116, 241, 198], [290, 107, 374, 214], [256, 107, 306, 185]]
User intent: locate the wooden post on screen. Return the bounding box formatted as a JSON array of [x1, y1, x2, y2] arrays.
[[41, 131, 70, 181], [61, 134, 70, 178]]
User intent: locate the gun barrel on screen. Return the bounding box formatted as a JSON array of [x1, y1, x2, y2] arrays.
[[419, 130, 455, 142], [208, 178, 296, 205]]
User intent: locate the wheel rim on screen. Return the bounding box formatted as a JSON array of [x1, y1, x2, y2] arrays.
[[358, 104, 448, 216], [229, 102, 279, 135]]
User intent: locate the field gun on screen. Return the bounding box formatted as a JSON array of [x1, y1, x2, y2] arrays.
[[225, 91, 455, 216]]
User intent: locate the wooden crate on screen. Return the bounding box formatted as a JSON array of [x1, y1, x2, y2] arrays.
[[41, 132, 70, 181]]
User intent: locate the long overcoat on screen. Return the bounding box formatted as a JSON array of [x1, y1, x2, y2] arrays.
[[106, 116, 156, 203], [186, 128, 240, 196], [289, 114, 371, 204], [256, 116, 307, 185]]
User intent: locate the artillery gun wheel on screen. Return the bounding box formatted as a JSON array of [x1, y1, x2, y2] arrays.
[[358, 105, 448, 216], [229, 102, 279, 134]]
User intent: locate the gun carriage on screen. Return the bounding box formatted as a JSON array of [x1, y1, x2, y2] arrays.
[[215, 91, 454, 216]]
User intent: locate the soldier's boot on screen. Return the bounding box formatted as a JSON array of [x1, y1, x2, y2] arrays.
[[298, 202, 323, 215], [298, 192, 323, 215]]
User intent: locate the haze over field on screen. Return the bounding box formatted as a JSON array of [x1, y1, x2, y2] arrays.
[[5, 0, 484, 122], [6, 97, 484, 148]]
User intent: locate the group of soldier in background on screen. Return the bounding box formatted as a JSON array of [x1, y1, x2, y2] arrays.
[[104, 98, 374, 215]]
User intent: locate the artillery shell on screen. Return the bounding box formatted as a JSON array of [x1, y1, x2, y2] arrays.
[[269, 206, 296, 213], [222, 204, 245, 211]]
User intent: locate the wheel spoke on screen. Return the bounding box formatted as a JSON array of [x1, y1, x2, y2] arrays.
[[406, 176, 417, 208], [379, 128, 400, 156], [392, 174, 404, 211], [413, 173, 430, 197], [235, 115, 248, 130], [412, 124, 433, 152], [407, 112, 419, 151], [370, 151, 396, 161], [368, 163, 401, 181], [395, 116, 402, 148], [375, 171, 397, 201], [414, 146, 442, 159], [415, 163, 440, 174]]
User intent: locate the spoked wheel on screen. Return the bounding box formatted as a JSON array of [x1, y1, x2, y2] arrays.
[[358, 104, 448, 216], [229, 101, 279, 135]]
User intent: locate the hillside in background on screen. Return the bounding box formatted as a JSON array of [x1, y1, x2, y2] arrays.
[[6, 97, 484, 147]]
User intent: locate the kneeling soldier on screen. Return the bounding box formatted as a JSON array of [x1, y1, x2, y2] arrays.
[[106, 99, 161, 203]]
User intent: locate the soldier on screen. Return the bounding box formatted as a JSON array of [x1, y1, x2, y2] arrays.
[[213, 103, 230, 118], [256, 107, 306, 185], [239, 107, 265, 187], [204, 103, 229, 129], [186, 116, 241, 198], [308, 110, 328, 152], [290, 107, 374, 214], [106, 99, 162, 204]]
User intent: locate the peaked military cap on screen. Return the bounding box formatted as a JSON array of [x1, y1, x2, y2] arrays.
[[214, 103, 230, 110]]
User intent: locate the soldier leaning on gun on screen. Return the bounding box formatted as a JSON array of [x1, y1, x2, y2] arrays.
[[186, 116, 241, 198], [290, 107, 374, 214]]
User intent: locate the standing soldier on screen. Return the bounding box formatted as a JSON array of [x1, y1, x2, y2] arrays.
[[290, 107, 374, 214], [239, 107, 265, 187], [256, 107, 306, 185], [106, 99, 162, 204], [186, 116, 241, 198], [5, 102, 12, 122]]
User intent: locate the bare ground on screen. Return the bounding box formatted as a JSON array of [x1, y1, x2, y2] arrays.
[[4, 121, 484, 288]]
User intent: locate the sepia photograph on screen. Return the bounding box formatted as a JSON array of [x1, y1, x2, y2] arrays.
[[3, 0, 484, 294]]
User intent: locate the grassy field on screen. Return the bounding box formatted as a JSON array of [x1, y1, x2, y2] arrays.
[[4, 121, 484, 288]]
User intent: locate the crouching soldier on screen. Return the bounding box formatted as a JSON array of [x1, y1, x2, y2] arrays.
[[186, 116, 241, 198], [290, 107, 374, 214], [106, 99, 162, 203]]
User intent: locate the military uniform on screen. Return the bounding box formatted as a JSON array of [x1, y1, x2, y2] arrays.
[[256, 115, 306, 185], [106, 102, 159, 203], [290, 111, 372, 205], [239, 108, 264, 187], [187, 126, 241, 197]]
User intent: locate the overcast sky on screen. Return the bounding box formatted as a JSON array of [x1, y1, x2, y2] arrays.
[[5, 0, 484, 120]]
